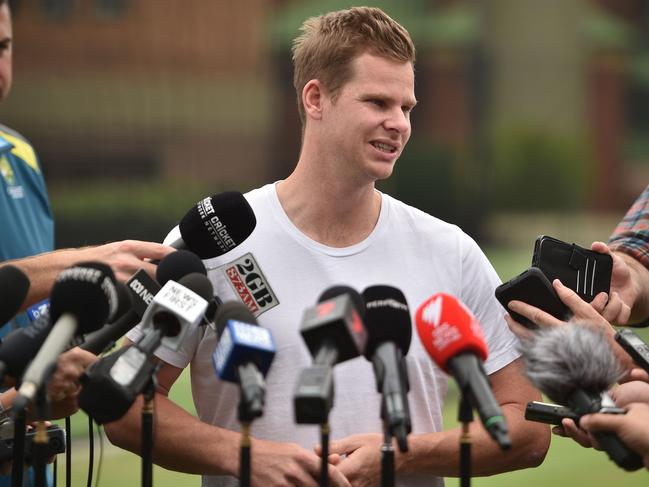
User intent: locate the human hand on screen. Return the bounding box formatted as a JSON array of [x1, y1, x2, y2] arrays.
[[609, 381, 649, 407], [580, 402, 649, 467], [551, 418, 595, 449], [322, 433, 384, 487], [591, 242, 635, 324], [78, 240, 174, 282], [251, 438, 350, 487], [47, 347, 97, 419], [506, 279, 615, 337]]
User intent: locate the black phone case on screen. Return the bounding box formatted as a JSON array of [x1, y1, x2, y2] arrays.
[[495, 266, 571, 329], [532, 235, 612, 303]]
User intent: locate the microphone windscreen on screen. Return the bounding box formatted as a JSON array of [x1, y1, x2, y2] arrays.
[[214, 301, 257, 337], [520, 324, 623, 405], [415, 293, 488, 373], [178, 273, 214, 302], [0, 311, 52, 378], [318, 285, 365, 321], [49, 262, 118, 334], [361, 285, 411, 359], [0, 265, 30, 324], [179, 191, 256, 259], [156, 250, 206, 286]]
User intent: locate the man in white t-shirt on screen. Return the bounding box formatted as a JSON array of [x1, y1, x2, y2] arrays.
[[105, 7, 549, 487]]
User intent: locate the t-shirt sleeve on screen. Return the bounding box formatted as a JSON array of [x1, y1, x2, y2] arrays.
[[459, 234, 521, 375]]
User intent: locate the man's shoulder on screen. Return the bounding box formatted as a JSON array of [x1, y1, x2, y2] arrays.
[[0, 123, 30, 144], [384, 192, 463, 234]]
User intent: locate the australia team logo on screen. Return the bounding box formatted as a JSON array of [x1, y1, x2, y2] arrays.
[[223, 253, 279, 317]]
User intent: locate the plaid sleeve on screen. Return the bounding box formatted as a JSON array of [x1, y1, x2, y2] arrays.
[[608, 184, 649, 270]]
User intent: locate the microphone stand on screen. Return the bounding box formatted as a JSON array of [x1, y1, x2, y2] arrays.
[[380, 425, 395, 487], [320, 422, 329, 487], [141, 368, 158, 487], [458, 394, 473, 487], [32, 387, 50, 487], [11, 407, 26, 487]]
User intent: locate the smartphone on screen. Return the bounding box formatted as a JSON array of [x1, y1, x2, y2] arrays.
[[525, 401, 580, 425], [615, 329, 649, 374], [495, 267, 571, 329], [532, 235, 612, 302]]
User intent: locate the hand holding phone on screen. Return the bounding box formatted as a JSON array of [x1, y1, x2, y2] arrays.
[[495, 267, 571, 329]]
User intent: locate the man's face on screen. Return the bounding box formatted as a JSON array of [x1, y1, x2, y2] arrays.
[[0, 4, 12, 101], [320, 52, 416, 183]]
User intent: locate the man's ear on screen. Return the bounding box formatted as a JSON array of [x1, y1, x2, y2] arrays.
[[302, 79, 325, 121]]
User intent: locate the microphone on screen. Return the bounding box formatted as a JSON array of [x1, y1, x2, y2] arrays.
[[212, 301, 275, 421], [14, 262, 119, 413], [415, 293, 511, 450], [0, 265, 30, 325], [0, 310, 52, 384], [78, 273, 212, 424], [520, 324, 644, 470], [80, 249, 207, 355], [294, 285, 367, 424], [362, 285, 412, 452], [168, 192, 257, 259]]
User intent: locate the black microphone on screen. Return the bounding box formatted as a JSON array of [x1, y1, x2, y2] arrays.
[[14, 262, 119, 413], [362, 285, 412, 453], [521, 324, 644, 471], [168, 191, 257, 259], [0, 265, 30, 325], [80, 249, 208, 355], [0, 310, 52, 384], [79, 273, 213, 424], [294, 285, 367, 424]]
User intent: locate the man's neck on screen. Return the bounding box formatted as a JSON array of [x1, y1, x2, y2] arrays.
[[276, 160, 381, 248]]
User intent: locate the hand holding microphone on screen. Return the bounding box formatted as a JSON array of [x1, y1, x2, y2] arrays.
[[520, 324, 644, 470], [14, 262, 119, 414]]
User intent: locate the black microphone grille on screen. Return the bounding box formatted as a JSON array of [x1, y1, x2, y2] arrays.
[[178, 273, 214, 302], [520, 324, 624, 405], [318, 285, 365, 321], [0, 264, 30, 324], [156, 249, 206, 286], [179, 191, 257, 259], [214, 301, 256, 337], [49, 262, 118, 333], [361, 285, 412, 358]]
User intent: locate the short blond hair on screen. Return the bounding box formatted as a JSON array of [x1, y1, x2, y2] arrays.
[[292, 7, 416, 125]]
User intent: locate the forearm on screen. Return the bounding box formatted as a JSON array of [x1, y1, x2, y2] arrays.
[[104, 392, 240, 476], [7, 248, 95, 310], [399, 401, 549, 477]]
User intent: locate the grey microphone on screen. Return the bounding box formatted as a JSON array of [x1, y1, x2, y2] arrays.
[[520, 324, 644, 471]]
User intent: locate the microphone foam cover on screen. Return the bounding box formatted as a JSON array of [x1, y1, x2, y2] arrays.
[[179, 191, 257, 259], [361, 285, 411, 359], [156, 250, 206, 286], [318, 285, 365, 321], [0, 265, 30, 324], [520, 324, 623, 405], [178, 273, 214, 302], [415, 293, 487, 373], [214, 301, 257, 337], [49, 262, 118, 334]]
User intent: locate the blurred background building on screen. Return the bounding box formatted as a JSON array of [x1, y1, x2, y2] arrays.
[[3, 0, 648, 247]]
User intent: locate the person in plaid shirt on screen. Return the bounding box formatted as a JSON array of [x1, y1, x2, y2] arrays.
[[604, 184, 649, 325]]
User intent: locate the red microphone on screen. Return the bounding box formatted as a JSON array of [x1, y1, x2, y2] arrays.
[[415, 293, 511, 450]]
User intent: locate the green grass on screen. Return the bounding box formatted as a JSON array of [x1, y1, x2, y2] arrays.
[[52, 246, 648, 486]]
